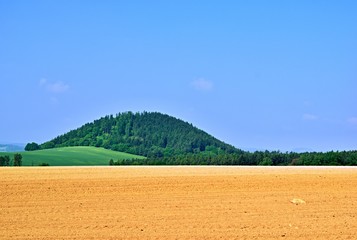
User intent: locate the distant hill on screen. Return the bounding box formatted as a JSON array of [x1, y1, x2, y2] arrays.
[[0, 143, 24, 152], [14, 111, 357, 166], [0, 146, 144, 166], [41, 111, 238, 157]]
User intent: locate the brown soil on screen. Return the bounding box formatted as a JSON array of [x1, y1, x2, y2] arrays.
[[0, 166, 356, 239]]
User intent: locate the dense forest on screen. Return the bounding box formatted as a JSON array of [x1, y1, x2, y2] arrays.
[[40, 111, 237, 157], [112, 150, 357, 166], [36, 111, 357, 166]]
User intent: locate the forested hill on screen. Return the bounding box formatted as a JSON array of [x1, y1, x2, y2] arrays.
[[40, 112, 238, 157]]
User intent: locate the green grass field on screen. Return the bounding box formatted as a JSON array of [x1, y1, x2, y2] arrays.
[[0, 146, 145, 166]]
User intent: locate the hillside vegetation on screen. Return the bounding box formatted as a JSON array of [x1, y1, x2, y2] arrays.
[[36, 111, 357, 166], [1, 146, 144, 166], [41, 112, 237, 157]]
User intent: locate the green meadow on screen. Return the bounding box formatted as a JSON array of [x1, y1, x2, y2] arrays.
[[0, 146, 145, 166]]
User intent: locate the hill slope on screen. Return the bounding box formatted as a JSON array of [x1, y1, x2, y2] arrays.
[[41, 112, 238, 157], [0, 146, 144, 166]]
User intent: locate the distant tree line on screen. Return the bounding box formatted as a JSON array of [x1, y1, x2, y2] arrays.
[[0, 154, 22, 166], [109, 150, 357, 166]]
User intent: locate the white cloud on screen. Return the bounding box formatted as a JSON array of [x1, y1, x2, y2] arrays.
[[303, 113, 318, 121], [39, 79, 69, 93], [191, 78, 213, 91]]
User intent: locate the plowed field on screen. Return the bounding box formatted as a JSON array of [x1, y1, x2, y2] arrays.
[[1, 166, 356, 239]]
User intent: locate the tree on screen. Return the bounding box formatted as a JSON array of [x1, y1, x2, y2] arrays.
[[0, 155, 11, 166], [42, 142, 55, 149], [259, 157, 273, 166], [13, 153, 22, 166], [4, 155, 10, 166], [109, 159, 114, 165], [0, 156, 5, 166], [25, 142, 40, 151]]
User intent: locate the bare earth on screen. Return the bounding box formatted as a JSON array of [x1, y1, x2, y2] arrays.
[[1, 166, 356, 239]]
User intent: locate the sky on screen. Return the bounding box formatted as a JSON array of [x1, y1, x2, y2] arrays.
[[1, 1, 356, 152]]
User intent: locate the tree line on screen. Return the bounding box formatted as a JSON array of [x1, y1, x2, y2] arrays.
[[0, 154, 23, 166], [109, 150, 357, 166]]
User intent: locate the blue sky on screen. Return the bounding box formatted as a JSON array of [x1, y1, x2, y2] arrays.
[[1, 1, 356, 152]]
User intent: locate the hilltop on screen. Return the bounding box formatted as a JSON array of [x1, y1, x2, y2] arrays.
[[41, 112, 238, 158]]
